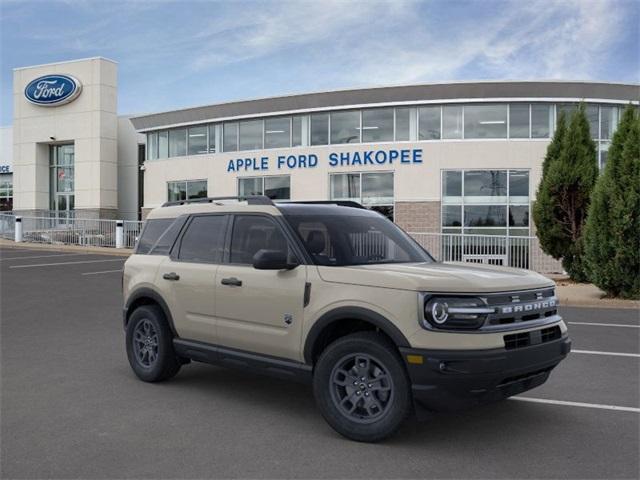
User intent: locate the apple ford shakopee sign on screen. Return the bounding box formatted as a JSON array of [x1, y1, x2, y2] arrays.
[[24, 74, 82, 106]]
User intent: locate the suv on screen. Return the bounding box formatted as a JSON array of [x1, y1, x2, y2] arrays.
[[123, 196, 571, 442]]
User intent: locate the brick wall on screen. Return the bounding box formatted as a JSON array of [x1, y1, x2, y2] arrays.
[[394, 201, 441, 233]]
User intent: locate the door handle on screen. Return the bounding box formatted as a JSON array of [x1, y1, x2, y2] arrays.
[[221, 277, 242, 287], [162, 272, 180, 281]]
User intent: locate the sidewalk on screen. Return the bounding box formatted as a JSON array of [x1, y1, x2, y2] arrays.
[[0, 238, 131, 257]]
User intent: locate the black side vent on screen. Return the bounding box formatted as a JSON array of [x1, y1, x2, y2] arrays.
[[504, 326, 562, 350]]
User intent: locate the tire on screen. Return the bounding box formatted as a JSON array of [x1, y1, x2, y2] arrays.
[[313, 331, 412, 442], [125, 304, 181, 382]]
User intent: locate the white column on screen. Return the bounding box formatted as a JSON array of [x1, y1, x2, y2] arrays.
[[115, 220, 124, 248], [14, 216, 23, 243]]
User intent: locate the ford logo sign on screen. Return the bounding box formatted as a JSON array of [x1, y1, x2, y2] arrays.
[[24, 74, 82, 106]]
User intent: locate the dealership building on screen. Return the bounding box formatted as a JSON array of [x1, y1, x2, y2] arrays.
[[5, 57, 639, 242]]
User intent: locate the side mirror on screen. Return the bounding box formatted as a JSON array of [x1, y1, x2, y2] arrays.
[[252, 249, 299, 270]]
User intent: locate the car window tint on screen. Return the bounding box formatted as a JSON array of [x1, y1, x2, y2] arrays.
[[178, 215, 227, 263], [136, 218, 174, 254], [230, 216, 289, 264], [149, 217, 187, 255]]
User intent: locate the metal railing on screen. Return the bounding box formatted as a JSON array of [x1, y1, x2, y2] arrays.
[[0, 213, 15, 240], [123, 220, 143, 248]]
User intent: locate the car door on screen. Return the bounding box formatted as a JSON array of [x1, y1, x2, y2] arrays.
[[157, 214, 228, 345], [215, 214, 307, 361]]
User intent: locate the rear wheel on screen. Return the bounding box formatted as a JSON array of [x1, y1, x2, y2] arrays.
[[313, 332, 411, 442], [126, 305, 181, 382]]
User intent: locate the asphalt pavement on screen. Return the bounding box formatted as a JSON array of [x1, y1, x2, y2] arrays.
[[1, 245, 638, 479]]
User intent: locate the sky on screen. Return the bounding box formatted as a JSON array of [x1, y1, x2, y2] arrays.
[[0, 0, 638, 126]]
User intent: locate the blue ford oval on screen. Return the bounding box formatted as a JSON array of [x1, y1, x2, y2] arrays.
[[24, 74, 82, 106]]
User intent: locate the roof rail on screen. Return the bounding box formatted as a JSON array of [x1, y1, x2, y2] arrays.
[[161, 195, 274, 208], [276, 200, 366, 209]]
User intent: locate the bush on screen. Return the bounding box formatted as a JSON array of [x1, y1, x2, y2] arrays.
[[584, 106, 640, 299], [533, 105, 598, 281]]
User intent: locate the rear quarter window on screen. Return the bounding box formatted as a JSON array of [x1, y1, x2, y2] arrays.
[[135, 218, 175, 254]]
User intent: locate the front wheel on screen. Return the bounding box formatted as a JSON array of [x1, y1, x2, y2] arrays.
[[125, 305, 181, 382], [313, 332, 412, 442]]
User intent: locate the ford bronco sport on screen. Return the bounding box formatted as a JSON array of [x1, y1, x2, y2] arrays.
[[122, 196, 571, 442]]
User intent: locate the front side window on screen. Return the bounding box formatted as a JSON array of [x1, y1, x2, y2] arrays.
[[238, 176, 290, 200], [330, 110, 360, 144], [187, 126, 208, 155], [310, 113, 329, 145], [169, 128, 187, 157], [464, 104, 507, 139], [167, 180, 208, 202], [285, 213, 432, 266], [265, 117, 291, 149], [178, 215, 227, 263], [419, 106, 441, 140], [362, 108, 393, 143], [230, 215, 290, 264], [239, 120, 263, 150]]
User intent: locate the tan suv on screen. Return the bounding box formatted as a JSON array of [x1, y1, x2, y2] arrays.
[[122, 196, 571, 442]]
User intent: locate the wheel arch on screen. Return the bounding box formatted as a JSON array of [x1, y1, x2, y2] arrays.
[[303, 307, 410, 365], [124, 288, 178, 337]]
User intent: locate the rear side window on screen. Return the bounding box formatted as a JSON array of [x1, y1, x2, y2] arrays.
[[178, 215, 227, 263], [136, 218, 174, 254], [149, 217, 187, 255]]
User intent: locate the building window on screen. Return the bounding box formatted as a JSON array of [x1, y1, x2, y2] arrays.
[[167, 180, 208, 202], [310, 113, 329, 145], [208, 124, 217, 153], [50, 144, 75, 217], [464, 104, 507, 139], [509, 104, 529, 139], [442, 169, 529, 236], [187, 126, 208, 155], [442, 105, 463, 139], [147, 132, 158, 160], [330, 110, 360, 144], [239, 119, 263, 151], [238, 175, 290, 200], [330, 172, 394, 220], [531, 104, 552, 138], [158, 131, 168, 159], [223, 122, 239, 152], [292, 116, 303, 147], [600, 106, 619, 140], [0, 173, 12, 211], [395, 107, 411, 141], [168, 128, 187, 157], [264, 117, 291, 149], [362, 108, 394, 143], [419, 106, 441, 140]]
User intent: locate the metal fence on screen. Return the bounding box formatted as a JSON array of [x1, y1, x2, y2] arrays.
[[0, 213, 15, 240], [123, 220, 143, 248]]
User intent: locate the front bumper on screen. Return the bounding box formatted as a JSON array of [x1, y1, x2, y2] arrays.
[[399, 335, 571, 413]]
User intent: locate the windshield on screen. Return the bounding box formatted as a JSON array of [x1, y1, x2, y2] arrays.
[[285, 213, 434, 266]]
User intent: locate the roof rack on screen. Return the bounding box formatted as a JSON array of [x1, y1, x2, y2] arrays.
[[277, 200, 366, 209], [161, 195, 274, 208]]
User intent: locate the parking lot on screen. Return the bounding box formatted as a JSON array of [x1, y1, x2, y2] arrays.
[[1, 244, 638, 479]]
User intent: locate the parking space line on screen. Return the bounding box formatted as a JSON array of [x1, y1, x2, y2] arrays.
[[10, 259, 125, 269], [82, 269, 123, 276], [568, 321, 640, 328], [572, 349, 640, 358], [1, 253, 87, 261], [512, 397, 640, 413]]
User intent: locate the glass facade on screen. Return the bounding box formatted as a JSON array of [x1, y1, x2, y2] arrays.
[[49, 144, 75, 217], [442, 169, 530, 236], [238, 175, 290, 200], [0, 173, 12, 211], [167, 180, 208, 202], [143, 103, 624, 168]]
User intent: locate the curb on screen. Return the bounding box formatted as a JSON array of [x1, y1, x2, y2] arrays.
[[0, 239, 132, 257]]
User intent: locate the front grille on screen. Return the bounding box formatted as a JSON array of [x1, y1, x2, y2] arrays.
[[484, 288, 558, 327], [504, 326, 562, 350]]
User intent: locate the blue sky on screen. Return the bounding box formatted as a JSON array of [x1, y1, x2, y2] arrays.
[[1, 0, 638, 126]]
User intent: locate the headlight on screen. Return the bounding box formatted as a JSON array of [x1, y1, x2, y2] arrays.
[[422, 296, 494, 330]]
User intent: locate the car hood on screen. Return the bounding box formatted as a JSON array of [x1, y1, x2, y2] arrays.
[[316, 261, 554, 293]]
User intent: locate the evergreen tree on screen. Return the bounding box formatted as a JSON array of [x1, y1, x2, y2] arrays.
[[584, 106, 640, 298], [533, 104, 598, 281]]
